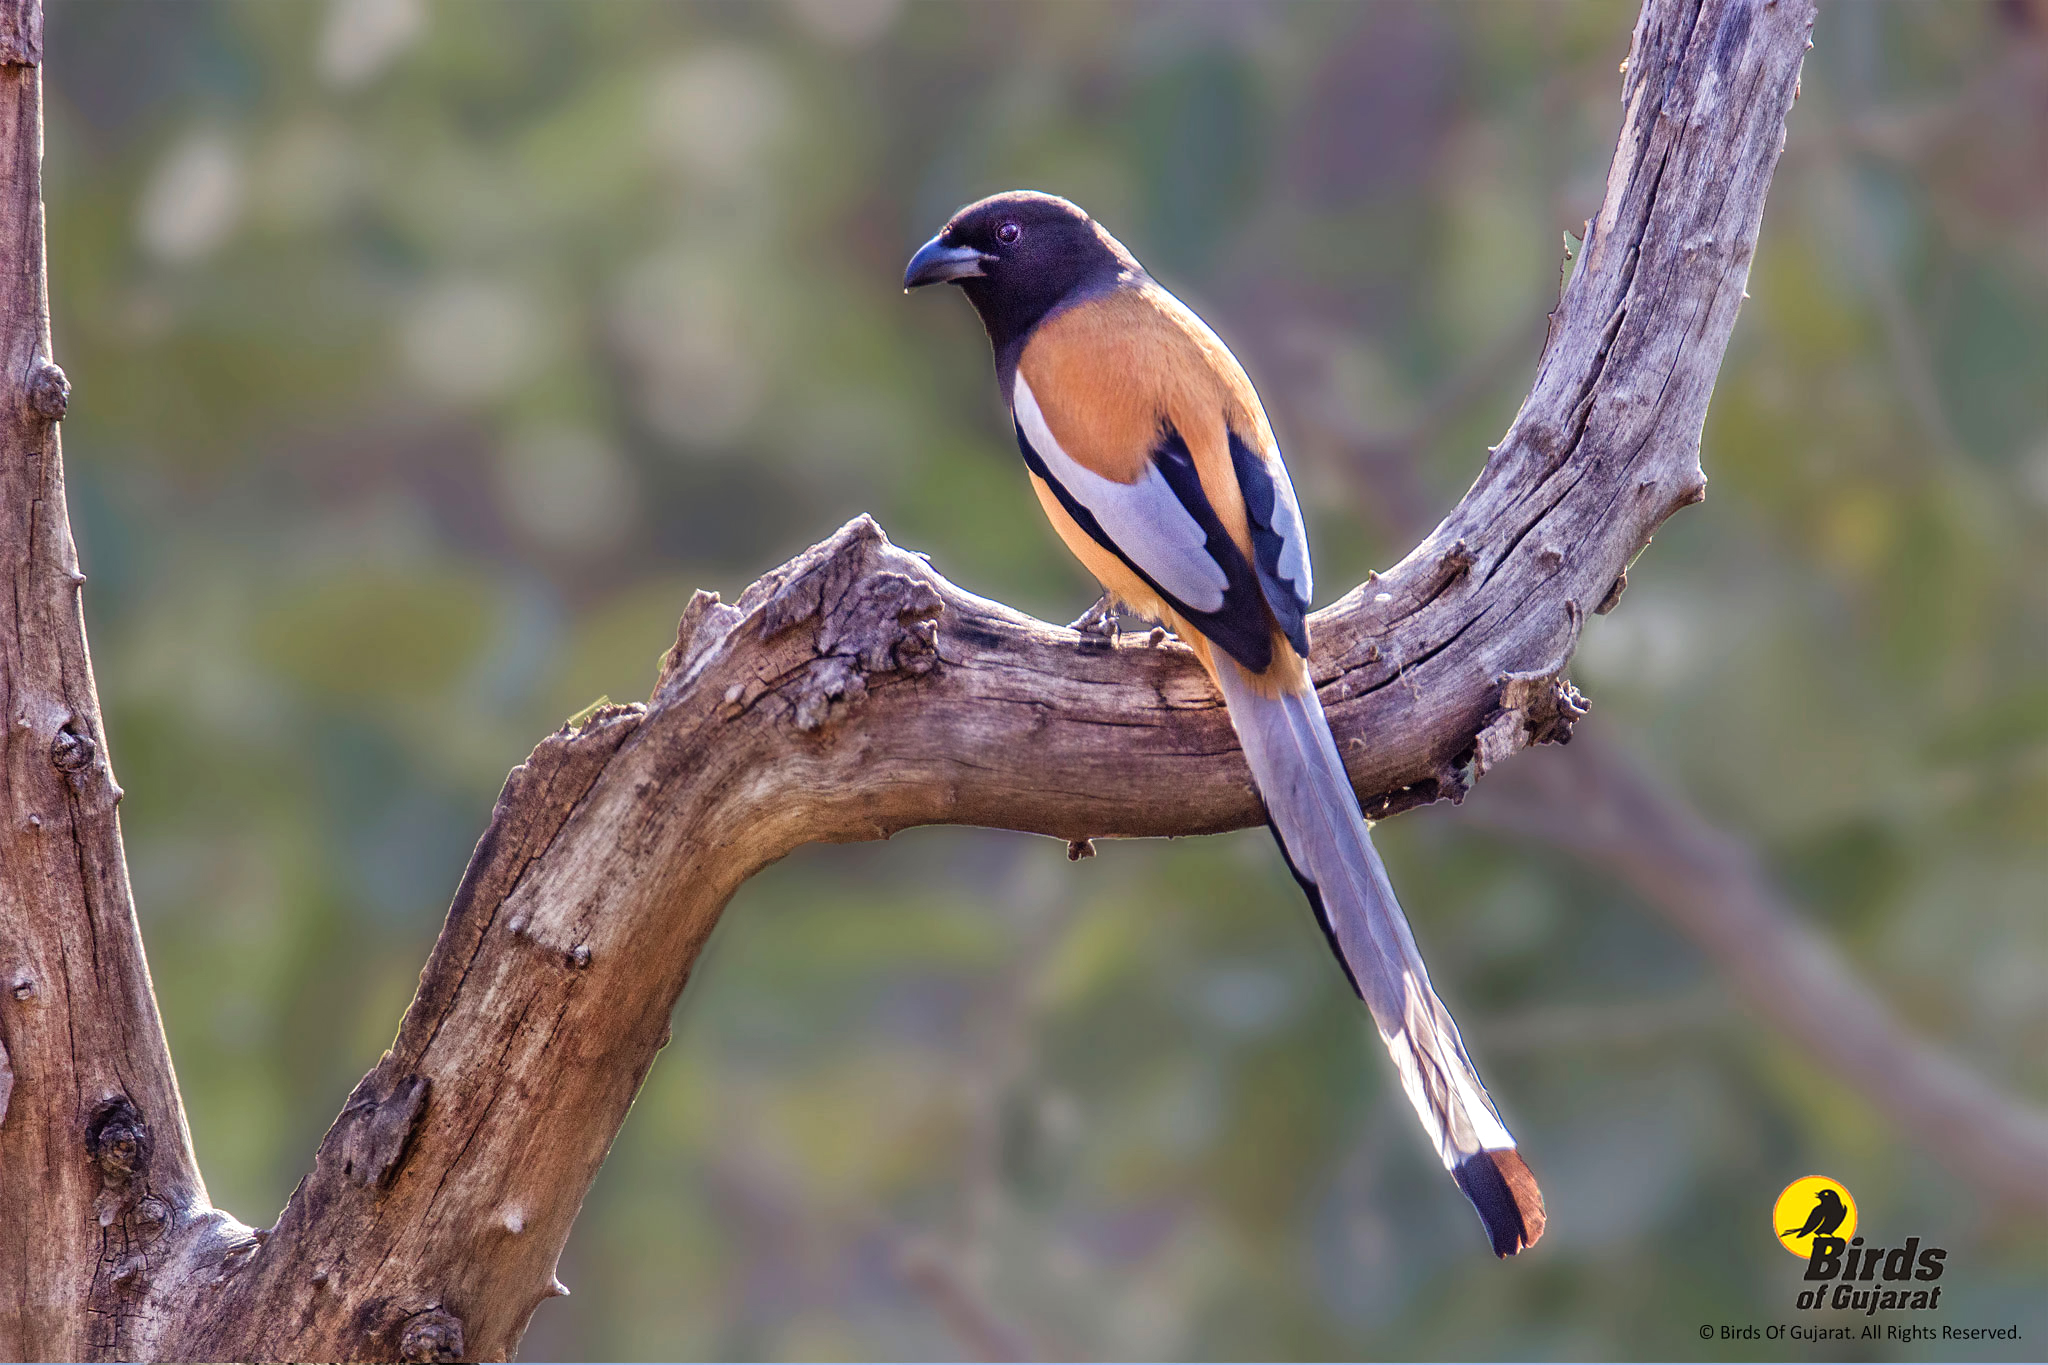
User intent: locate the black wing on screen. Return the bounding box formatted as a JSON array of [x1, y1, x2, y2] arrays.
[[1014, 417, 1277, 673], [1229, 430, 1314, 660]]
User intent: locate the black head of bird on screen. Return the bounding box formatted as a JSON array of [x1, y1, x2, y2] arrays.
[[903, 191, 1139, 358]]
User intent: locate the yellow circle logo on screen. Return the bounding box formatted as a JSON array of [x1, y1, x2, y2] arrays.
[[1774, 1175, 1858, 1259]]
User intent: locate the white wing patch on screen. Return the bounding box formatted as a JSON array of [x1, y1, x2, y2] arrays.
[[1013, 374, 1229, 612], [1265, 451, 1313, 605]]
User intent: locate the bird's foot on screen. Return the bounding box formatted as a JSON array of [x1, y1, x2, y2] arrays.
[[1067, 592, 1121, 642]]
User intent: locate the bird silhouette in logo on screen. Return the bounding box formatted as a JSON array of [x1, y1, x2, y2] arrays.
[[1782, 1188, 1849, 1239]]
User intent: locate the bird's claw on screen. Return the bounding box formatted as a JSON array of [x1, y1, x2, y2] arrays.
[[1067, 593, 1121, 642]]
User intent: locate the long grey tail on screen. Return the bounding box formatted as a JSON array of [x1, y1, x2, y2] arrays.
[[1212, 657, 1545, 1257]]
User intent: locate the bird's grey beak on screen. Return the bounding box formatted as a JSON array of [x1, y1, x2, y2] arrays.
[[903, 234, 991, 291]]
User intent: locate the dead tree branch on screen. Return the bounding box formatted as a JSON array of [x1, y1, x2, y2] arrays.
[[0, 0, 1817, 1358], [0, 8, 246, 1361]]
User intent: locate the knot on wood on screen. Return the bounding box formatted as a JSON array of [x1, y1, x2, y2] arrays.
[[51, 720, 95, 773], [29, 361, 69, 420], [755, 514, 891, 641], [757, 519, 942, 652], [338, 1069, 430, 1190], [789, 657, 866, 733], [109, 1251, 150, 1291], [784, 577, 943, 734], [1472, 666, 1590, 779], [86, 1096, 152, 1183], [817, 572, 944, 676], [752, 517, 945, 734], [398, 1307, 465, 1363]]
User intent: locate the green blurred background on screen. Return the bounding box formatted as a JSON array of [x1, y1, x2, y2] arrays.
[[41, 0, 2046, 1359]]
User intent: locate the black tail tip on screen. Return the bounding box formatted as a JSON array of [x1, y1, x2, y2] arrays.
[[1454, 1149, 1547, 1257]]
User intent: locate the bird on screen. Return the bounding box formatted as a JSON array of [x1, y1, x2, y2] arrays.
[[905, 191, 1545, 1257], [1782, 1189, 1848, 1240]]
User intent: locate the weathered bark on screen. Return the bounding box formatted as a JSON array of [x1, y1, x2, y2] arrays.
[[0, 5, 245, 1359], [0, 0, 1822, 1359]]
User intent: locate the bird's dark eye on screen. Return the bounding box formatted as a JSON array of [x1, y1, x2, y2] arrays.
[[996, 221, 1022, 245]]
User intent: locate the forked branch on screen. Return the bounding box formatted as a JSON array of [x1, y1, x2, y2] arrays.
[[0, 0, 1818, 1359]]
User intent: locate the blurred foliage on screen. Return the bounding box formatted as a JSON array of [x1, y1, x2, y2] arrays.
[[41, 0, 2046, 1359]]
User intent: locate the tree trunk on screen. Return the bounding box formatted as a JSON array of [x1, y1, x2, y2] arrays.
[[0, 4, 239, 1358], [0, 0, 1837, 1359]]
